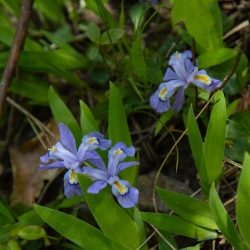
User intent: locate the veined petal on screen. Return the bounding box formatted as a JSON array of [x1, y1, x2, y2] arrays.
[[39, 161, 65, 170], [88, 152, 107, 171], [171, 85, 187, 112], [82, 167, 109, 181], [108, 142, 135, 162], [82, 132, 111, 151], [150, 91, 171, 113], [53, 142, 76, 163], [58, 122, 77, 155], [115, 161, 139, 175], [87, 180, 108, 194], [193, 69, 221, 92], [111, 179, 139, 208], [63, 169, 83, 198]]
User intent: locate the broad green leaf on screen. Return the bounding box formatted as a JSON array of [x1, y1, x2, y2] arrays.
[[207, 0, 223, 49], [131, 34, 147, 84], [158, 230, 178, 250], [187, 106, 208, 194], [197, 48, 238, 69], [17, 226, 46, 240], [209, 183, 248, 250], [157, 187, 217, 230], [180, 244, 200, 250], [141, 212, 217, 240], [88, 45, 99, 60], [80, 100, 99, 134], [0, 223, 15, 244], [171, 0, 214, 50], [204, 91, 226, 185], [0, 200, 14, 222], [34, 204, 129, 250], [87, 22, 101, 43], [100, 29, 125, 45], [0, 0, 21, 16], [16, 210, 44, 227], [225, 110, 250, 162], [236, 153, 250, 246], [108, 82, 138, 185], [49, 86, 82, 146], [78, 175, 139, 249], [134, 207, 147, 250], [155, 110, 175, 136]]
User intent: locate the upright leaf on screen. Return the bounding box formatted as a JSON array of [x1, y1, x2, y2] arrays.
[[34, 204, 129, 250], [209, 183, 248, 250], [49, 86, 82, 146], [134, 207, 147, 250], [131, 34, 147, 84], [78, 175, 139, 249], [204, 91, 226, 186], [108, 82, 138, 185], [171, 0, 214, 50], [236, 153, 250, 247], [0, 201, 14, 222]]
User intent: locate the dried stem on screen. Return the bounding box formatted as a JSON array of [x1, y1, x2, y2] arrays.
[[0, 0, 34, 115]]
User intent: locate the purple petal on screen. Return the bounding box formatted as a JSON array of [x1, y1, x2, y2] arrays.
[[111, 179, 139, 208], [115, 161, 139, 175], [88, 152, 107, 171], [39, 161, 65, 170], [58, 123, 77, 155], [83, 167, 109, 181], [171, 85, 187, 112], [82, 132, 110, 151], [40, 153, 50, 163], [63, 169, 83, 198], [150, 92, 171, 113], [53, 142, 76, 163], [87, 180, 108, 194]]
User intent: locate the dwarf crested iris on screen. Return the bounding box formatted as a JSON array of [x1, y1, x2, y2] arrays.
[[39, 122, 111, 198], [150, 50, 221, 113], [83, 142, 139, 208]]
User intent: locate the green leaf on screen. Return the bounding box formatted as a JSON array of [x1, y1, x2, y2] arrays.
[[209, 183, 248, 250], [171, 0, 214, 50], [87, 22, 101, 43], [187, 105, 209, 194], [158, 230, 178, 250], [204, 91, 226, 185], [78, 175, 139, 249], [197, 48, 238, 69], [207, 0, 223, 49], [80, 100, 99, 134], [226, 99, 240, 117], [157, 187, 218, 230], [236, 153, 250, 246], [88, 45, 99, 60], [155, 110, 175, 136], [34, 204, 128, 250], [17, 226, 46, 240], [100, 29, 125, 45], [49, 86, 82, 146], [145, 57, 163, 85], [180, 243, 200, 250], [0, 200, 14, 222], [134, 207, 147, 250], [225, 110, 250, 162], [131, 34, 147, 84], [141, 212, 217, 240], [108, 82, 138, 185]]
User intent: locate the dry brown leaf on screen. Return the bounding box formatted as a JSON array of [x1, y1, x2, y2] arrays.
[[9, 119, 60, 207]]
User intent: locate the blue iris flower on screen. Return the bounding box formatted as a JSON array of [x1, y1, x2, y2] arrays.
[[83, 142, 139, 208], [39, 122, 111, 198], [150, 50, 222, 113]]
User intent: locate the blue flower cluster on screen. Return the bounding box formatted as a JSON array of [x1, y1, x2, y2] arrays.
[[150, 50, 222, 113], [40, 123, 139, 208]]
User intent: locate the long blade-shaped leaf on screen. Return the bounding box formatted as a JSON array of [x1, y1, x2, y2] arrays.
[[49, 86, 82, 146], [34, 204, 129, 250], [108, 82, 138, 185], [157, 187, 218, 230], [236, 153, 250, 246], [78, 175, 139, 249], [141, 212, 217, 240], [204, 91, 226, 185], [209, 183, 248, 250]]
